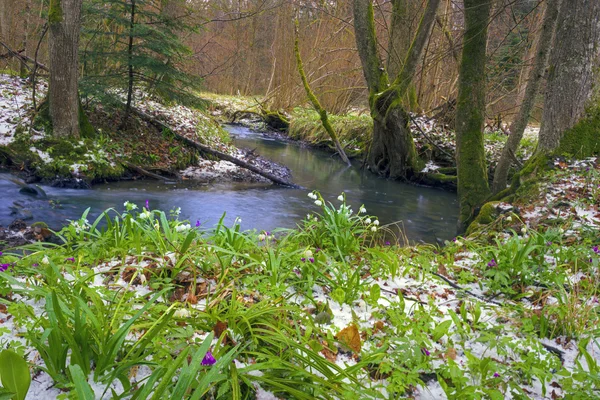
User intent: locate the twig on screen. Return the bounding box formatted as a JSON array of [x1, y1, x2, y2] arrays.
[[408, 114, 453, 160]]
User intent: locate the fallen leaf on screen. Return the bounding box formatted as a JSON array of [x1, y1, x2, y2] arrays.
[[335, 324, 361, 353]]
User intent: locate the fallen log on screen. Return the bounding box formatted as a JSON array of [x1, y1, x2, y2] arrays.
[[121, 161, 170, 181], [131, 107, 302, 188]]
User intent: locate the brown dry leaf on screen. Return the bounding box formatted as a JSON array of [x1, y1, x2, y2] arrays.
[[437, 263, 448, 275], [373, 321, 385, 334], [335, 324, 361, 353], [320, 346, 338, 363], [214, 321, 228, 339], [0, 304, 7, 313], [445, 348, 457, 360]]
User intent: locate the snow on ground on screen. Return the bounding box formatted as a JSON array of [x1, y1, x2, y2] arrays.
[[0, 74, 46, 145]]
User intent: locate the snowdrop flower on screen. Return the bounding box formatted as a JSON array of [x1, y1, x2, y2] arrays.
[[174, 308, 191, 318], [506, 216, 512, 222], [359, 207, 366, 213], [41, 255, 49, 265], [558, 228, 564, 234], [139, 274, 147, 284], [308, 192, 317, 200], [521, 227, 527, 234], [124, 201, 138, 211], [455, 240, 463, 247], [176, 224, 191, 232], [373, 220, 379, 226], [365, 218, 372, 224], [315, 200, 322, 206], [337, 194, 344, 201], [258, 234, 266, 241], [371, 226, 377, 232], [304, 249, 313, 259], [139, 210, 152, 219]]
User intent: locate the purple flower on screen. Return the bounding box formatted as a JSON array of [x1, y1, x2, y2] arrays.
[[201, 351, 216, 366], [487, 259, 497, 268], [265, 231, 271, 236], [32, 263, 39, 267], [493, 372, 500, 378], [145, 200, 149, 209], [0, 251, 2, 256], [593, 245, 600, 254], [315, 247, 320, 253], [301, 257, 306, 262], [66, 257, 75, 262], [0, 263, 9, 272], [546, 241, 552, 246], [309, 257, 314, 263], [385, 241, 391, 246], [421, 348, 430, 356], [195, 220, 201, 227]]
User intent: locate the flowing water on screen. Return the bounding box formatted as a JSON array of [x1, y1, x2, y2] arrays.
[[0, 125, 459, 243]]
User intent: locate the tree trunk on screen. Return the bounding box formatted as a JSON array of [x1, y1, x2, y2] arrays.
[[353, 0, 440, 179], [455, 0, 492, 229], [121, 0, 136, 128], [48, 0, 83, 138], [294, 22, 351, 166], [537, 0, 600, 153], [492, 0, 560, 193]]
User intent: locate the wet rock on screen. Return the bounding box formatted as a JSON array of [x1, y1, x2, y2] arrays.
[[8, 219, 27, 231], [18, 184, 47, 198], [50, 177, 91, 189]]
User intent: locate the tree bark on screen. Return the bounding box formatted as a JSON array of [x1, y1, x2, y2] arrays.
[[455, 0, 492, 229], [48, 0, 83, 138], [294, 22, 351, 166], [492, 0, 560, 193], [537, 0, 600, 153], [353, 0, 440, 179], [121, 0, 136, 128]]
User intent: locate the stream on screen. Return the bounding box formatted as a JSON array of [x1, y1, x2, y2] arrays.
[[0, 125, 459, 243]]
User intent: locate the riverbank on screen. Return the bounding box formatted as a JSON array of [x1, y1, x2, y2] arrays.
[[0, 74, 291, 188], [204, 93, 539, 192], [0, 153, 598, 399]]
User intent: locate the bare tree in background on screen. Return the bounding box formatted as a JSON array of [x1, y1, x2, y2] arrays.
[[48, 0, 83, 137]]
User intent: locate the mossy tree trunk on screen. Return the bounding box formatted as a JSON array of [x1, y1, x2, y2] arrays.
[[294, 21, 351, 166], [121, 0, 136, 128], [353, 0, 440, 180], [455, 0, 492, 230], [48, 0, 83, 138], [537, 0, 600, 154], [492, 0, 560, 194]]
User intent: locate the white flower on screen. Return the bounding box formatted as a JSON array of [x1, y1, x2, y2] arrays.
[[124, 201, 138, 211], [139, 274, 147, 284], [506, 216, 512, 222], [139, 210, 152, 219], [173, 207, 181, 216], [258, 234, 266, 241], [373, 220, 380, 226], [359, 207, 366, 213], [41, 255, 49, 265], [559, 228, 565, 234], [371, 226, 377, 232], [308, 192, 317, 200], [315, 200, 322, 206], [521, 227, 527, 234], [365, 218, 372, 224], [174, 308, 191, 318], [455, 240, 463, 247], [337, 194, 344, 201], [304, 249, 313, 258], [306, 214, 311, 220], [313, 217, 318, 222], [175, 224, 191, 232]]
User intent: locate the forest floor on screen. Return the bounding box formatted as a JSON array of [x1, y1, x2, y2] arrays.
[[0, 74, 290, 188]]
